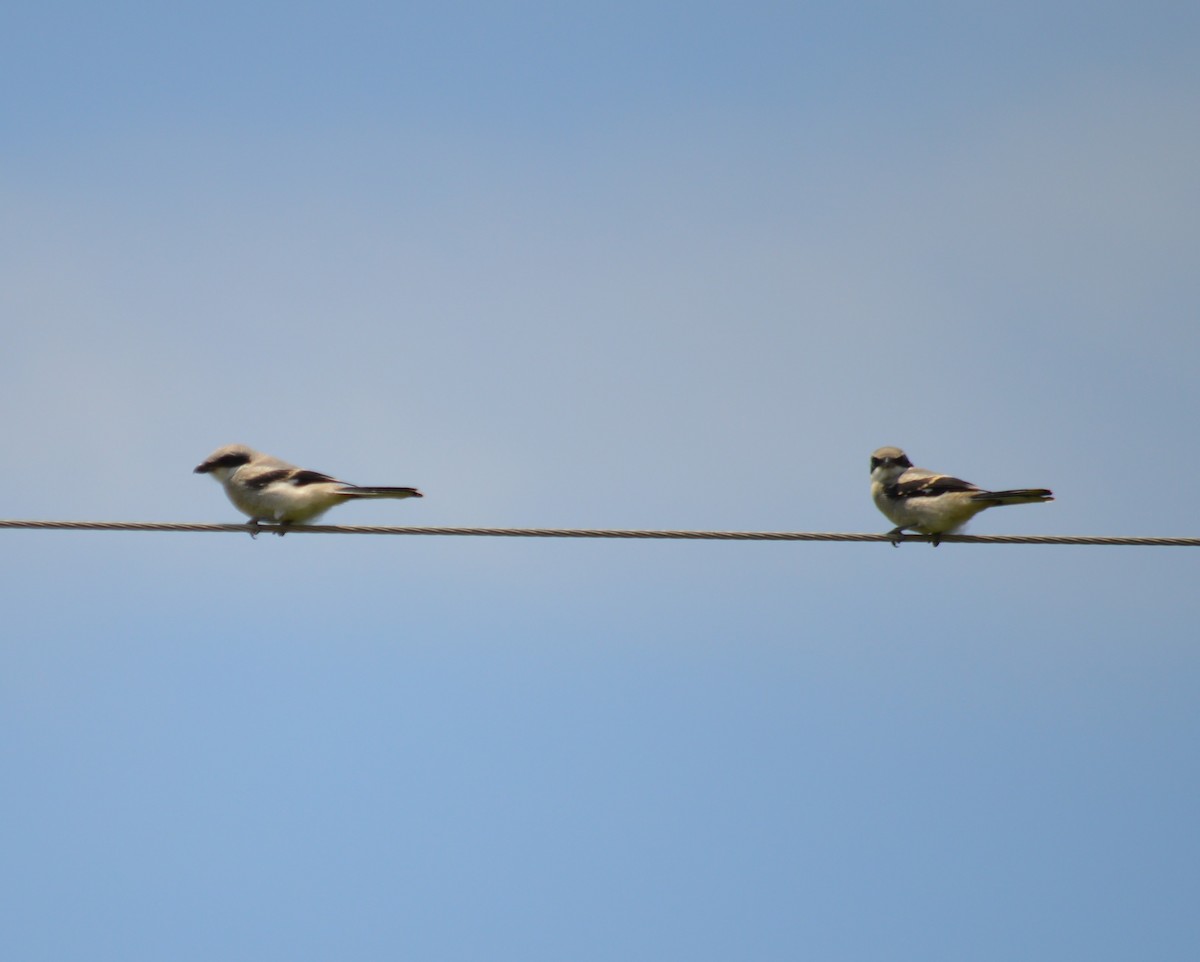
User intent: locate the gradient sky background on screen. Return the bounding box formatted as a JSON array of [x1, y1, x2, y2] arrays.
[[3, 3, 1199, 960]]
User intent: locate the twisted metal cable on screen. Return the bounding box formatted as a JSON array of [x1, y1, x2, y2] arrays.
[[0, 519, 1197, 546]]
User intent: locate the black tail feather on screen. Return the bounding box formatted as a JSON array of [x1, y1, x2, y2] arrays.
[[972, 488, 1053, 505], [340, 485, 423, 499]]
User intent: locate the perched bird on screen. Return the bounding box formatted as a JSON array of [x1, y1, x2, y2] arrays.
[[870, 446, 1052, 546], [195, 444, 422, 534]]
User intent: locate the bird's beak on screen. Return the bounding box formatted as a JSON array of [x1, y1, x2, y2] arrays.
[[194, 463, 211, 474]]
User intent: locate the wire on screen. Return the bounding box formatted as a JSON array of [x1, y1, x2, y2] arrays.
[[0, 519, 1197, 546]]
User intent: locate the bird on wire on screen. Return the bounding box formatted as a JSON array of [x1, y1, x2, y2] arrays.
[[870, 446, 1052, 546], [195, 444, 422, 535]]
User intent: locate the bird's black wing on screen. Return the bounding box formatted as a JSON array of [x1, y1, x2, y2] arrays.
[[886, 474, 980, 500], [243, 468, 339, 489], [289, 470, 341, 486]]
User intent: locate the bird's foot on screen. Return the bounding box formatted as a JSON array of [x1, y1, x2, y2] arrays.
[[887, 526, 905, 548], [245, 518, 288, 538]]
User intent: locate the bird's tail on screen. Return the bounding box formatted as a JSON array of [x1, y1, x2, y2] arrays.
[[971, 488, 1053, 506], [337, 485, 424, 500]]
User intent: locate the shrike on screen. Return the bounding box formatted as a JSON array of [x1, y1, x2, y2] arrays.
[[870, 446, 1052, 545], [195, 444, 422, 533]]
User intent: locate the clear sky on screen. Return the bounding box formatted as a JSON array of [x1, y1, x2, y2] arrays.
[[3, 3, 1199, 960]]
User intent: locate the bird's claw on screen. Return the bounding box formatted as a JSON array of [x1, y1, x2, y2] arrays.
[[245, 519, 289, 538], [886, 527, 943, 547]]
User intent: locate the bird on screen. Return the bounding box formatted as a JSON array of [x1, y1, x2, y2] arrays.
[[870, 446, 1052, 546], [195, 444, 422, 534]]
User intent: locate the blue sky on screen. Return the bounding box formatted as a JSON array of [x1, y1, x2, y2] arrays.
[[3, 3, 1199, 959]]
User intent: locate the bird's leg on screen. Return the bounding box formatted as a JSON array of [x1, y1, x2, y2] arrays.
[[246, 519, 262, 539], [887, 526, 905, 548], [929, 533, 942, 547], [273, 521, 291, 537]]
